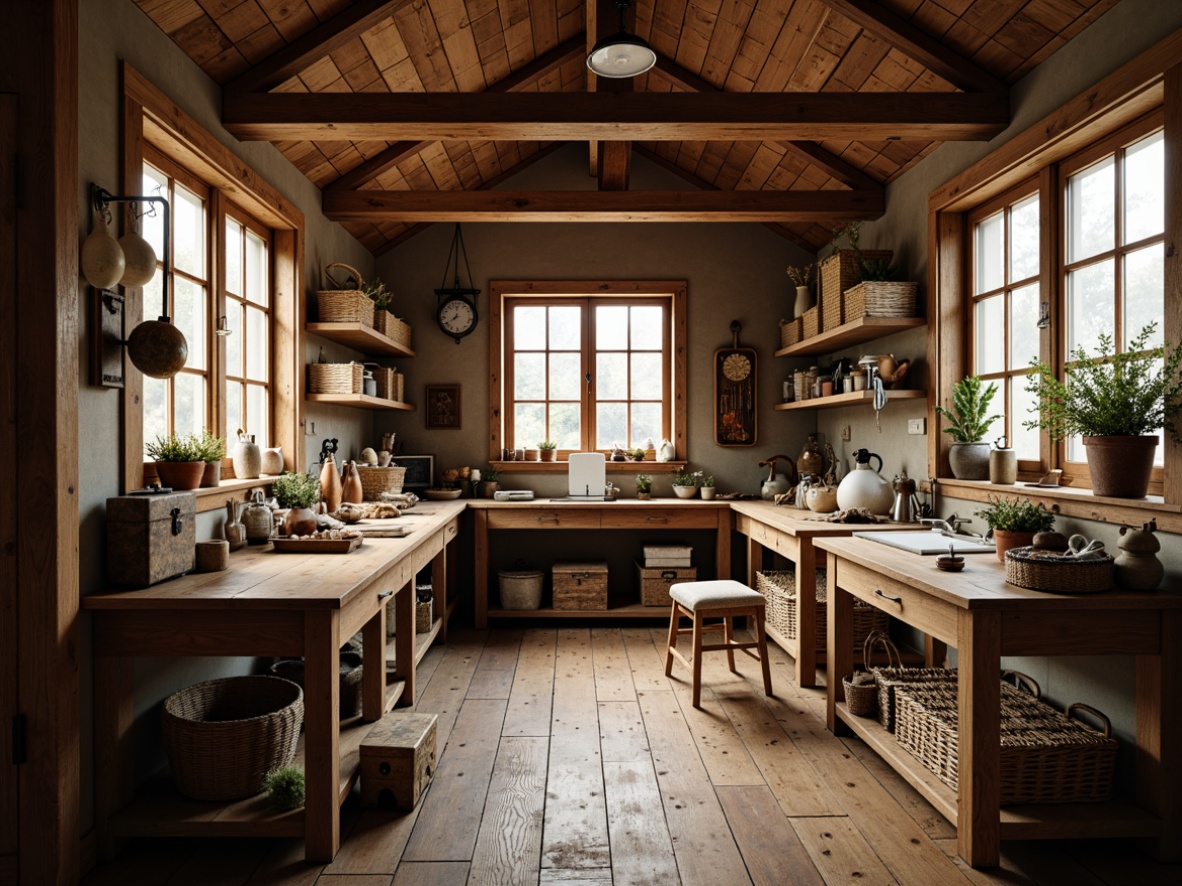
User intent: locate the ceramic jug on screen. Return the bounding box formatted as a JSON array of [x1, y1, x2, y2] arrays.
[[232, 428, 261, 480], [242, 489, 273, 545], [1114, 519, 1163, 590], [319, 453, 343, 513], [341, 460, 364, 504], [657, 439, 676, 462], [223, 499, 246, 551], [759, 454, 795, 501], [805, 481, 838, 513], [260, 446, 284, 475], [836, 448, 893, 514]]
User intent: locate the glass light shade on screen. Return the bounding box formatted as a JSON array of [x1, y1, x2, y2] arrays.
[[127, 319, 188, 379], [586, 33, 657, 78]]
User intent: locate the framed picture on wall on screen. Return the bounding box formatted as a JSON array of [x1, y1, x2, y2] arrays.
[[391, 455, 434, 490], [426, 384, 461, 429]]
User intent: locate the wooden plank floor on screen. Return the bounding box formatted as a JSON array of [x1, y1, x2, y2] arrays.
[[84, 627, 1182, 886]]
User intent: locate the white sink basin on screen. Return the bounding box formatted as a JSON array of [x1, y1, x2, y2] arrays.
[[853, 530, 995, 555]]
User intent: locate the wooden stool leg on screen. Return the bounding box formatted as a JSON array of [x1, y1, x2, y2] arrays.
[[664, 602, 679, 677], [724, 616, 737, 673], [755, 605, 773, 698], [691, 612, 704, 709]]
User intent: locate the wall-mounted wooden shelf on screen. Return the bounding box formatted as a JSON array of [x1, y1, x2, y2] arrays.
[[306, 322, 416, 358], [774, 389, 926, 411], [775, 316, 926, 358], [306, 393, 415, 411]]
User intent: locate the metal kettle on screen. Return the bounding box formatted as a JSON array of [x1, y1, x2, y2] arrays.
[[890, 474, 920, 523]]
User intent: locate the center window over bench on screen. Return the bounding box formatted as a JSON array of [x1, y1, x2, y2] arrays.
[[490, 282, 686, 463]]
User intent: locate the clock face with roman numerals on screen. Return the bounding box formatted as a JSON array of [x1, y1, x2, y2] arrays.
[[437, 296, 477, 343]]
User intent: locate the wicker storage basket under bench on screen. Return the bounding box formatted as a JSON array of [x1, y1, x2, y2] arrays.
[[892, 683, 1117, 805], [755, 570, 888, 650]]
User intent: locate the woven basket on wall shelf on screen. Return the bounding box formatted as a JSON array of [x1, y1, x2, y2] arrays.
[[819, 249, 892, 330], [376, 311, 412, 349], [308, 362, 363, 394], [843, 280, 918, 321], [317, 262, 375, 327]]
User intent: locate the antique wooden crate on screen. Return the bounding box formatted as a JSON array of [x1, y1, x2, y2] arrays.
[[360, 712, 438, 810], [552, 561, 608, 610], [636, 562, 696, 606], [106, 490, 197, 587]]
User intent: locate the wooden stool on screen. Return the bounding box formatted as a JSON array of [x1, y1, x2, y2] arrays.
[[664, 579, 773, 708], [359, 712, 437, 810]]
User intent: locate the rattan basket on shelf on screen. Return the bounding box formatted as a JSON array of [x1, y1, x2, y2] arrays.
[[308, 362, 363, 394], [317, 262, 375, 327], [161, 675, 304, 801], [376, 311, 412, 349], [356, 465, 407, 500], [1004, 546, 1114, 593], [779, 317, 803, 349], [843, 281, 918, 321], [819, 249, 892, 330]]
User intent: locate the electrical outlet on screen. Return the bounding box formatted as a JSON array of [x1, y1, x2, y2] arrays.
[[841, 425, 851, 442], [908, 418, 926, 435], [306, 420, 316, 436]]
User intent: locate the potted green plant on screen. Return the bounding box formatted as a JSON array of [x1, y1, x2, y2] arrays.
[[1024, 322, 1182, 498], [627, 447, 645, 461], [935, 375, 1001, 480], [538, 440, 558, 462], [263, 765, 305, 811], [699, 474, 716, 500], [145, 432, 209, 490], [480, 465, 500, 499], [197, 430, 226, 488], [635, 473, 652, 500], [975, 496, 1056, 562], [672, 469, 702, 499], [271, 471, 321, 536]]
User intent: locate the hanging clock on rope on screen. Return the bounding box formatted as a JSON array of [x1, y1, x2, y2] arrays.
[[714, 320, 757, 446], [434, 223, 480, 344]]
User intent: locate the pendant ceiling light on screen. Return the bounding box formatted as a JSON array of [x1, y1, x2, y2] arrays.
[[586, 0, 656, 79]]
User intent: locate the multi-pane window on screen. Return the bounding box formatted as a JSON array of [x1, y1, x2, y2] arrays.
[[967, 117, 1163, 484], [495, 286, 683, 459], [140, 154, 273, 460]]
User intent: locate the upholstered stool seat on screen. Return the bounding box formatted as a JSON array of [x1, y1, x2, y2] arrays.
[[664, 579, 773, 708]]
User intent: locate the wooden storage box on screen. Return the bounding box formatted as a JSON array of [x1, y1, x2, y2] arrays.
[[360, 712, 438, 810], [106, 490, 197, 587], [819, 249, 892, 329], [552, 561, 608, 610], [636, 562, 696, 606], [780, 317, 802, 348]]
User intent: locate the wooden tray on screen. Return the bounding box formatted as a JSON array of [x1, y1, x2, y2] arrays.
[[271, 535, 362, 554], [356, 525, 410, 538]]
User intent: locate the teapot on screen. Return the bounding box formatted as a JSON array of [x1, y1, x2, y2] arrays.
[[805, 481, 838, 513], [657, 439, 676, 462], [876, 355, 911, 389], [759, 454, 796, 501], [836, 448, 893, 514]]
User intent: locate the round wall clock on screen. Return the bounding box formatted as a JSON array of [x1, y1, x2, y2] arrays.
[[437, 294, 478, 344], [714, 321, 757, 446]]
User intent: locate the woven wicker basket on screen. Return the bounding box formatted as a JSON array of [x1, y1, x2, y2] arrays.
[[819, 249, 892, 330], [356, 465, 406, 500], [802, 306, 820, 338], [843, 281, 918, 321], [867, 632, 955, 732], [317, 263, 375, 327], [755, 570, 888, 650], [1004, 546, 1114, 593], [308, 362, 363, 394], [162, 675, 304, 801], [499, 568, 543, 610], [269, 653, 363, 719], [842, 631, 895, 717], [893, 683, 1117, 804], [779, 318, 803, 349], [376, 311, 413, 349]]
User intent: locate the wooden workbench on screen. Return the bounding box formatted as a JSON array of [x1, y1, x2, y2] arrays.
[[83, 501, 464, 863]]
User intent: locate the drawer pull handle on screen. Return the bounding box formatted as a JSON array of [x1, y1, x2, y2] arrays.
[[536, 515, 559, 524], [378, 590, 394, 600], [646, 516, 669, 523], [875, 590, 903, 604]]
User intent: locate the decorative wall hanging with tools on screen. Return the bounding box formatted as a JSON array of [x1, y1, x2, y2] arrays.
[[714, 320, 757, 446]]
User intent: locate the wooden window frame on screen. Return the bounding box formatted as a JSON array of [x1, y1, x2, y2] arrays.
[[121, 63, 304, 511], [489, 280, 687, 471], [928, 31, 1182, 524]]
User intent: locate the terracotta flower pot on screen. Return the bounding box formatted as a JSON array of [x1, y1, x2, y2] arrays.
[[1084, 435, 1158, 498], [200, 461, 221, 488], [283, 506, 319, 537], [154, 461, 206, 491], [539, 449, 556, 462], [991, 529, 1035, 563]]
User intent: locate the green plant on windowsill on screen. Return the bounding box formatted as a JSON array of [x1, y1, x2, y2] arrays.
[[271, 471, 321, 509], [935, 375, 1001, 444], [627, 448, 645, 461], [537, 441, 558, 451], [975, 496, 1055, 533], [197, 430, 225, 464], [145, 432, 208, 462]]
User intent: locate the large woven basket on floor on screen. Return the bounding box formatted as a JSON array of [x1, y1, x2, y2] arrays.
[[1005, 546, 1114, 593], [755, 570, 888, 649], [162, 675, 304, 801], [317, 262, 375, 327], [357, 465, 407, 499]]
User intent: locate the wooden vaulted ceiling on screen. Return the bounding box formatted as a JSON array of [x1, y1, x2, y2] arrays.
[[134, 0, 1121, 254]]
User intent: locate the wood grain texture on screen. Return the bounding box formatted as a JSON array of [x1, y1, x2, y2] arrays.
[[0, 93, 16, 871], [790, 816, 899, 886], [1164, 64, 1182, 505], [504, 628, 557, 737], [543, 733, 610, 871], [602, 761, 680, 886], [468, 736, 548, 885], [717, 785, 825, 886], [552, 629, 599, 737], [391, 862, 472, 886], [591, 628, 636, 703]]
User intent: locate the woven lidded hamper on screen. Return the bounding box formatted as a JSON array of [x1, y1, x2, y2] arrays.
[[356, 465, 407, 500], [636, 562, 697, 606], [499, 568, 544, 610], [892, 683, 1117, 804], [1005, 546, 1114, 593], [843, 281, 918, 321], [162, 675, 304, 801], [553, 561, 608, 610], [819, 249, 892, 330], [755, 570, 888, 649], [317, 262, 375, 327], [308, 362, 363, 394]]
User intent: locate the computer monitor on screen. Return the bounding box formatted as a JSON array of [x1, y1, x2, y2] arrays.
[[567, 452, 607, 499]]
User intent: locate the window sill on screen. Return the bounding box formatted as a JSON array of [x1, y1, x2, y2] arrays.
[[491, 461, 687, 474], [192, 477, 276, 513], [935, 478, 1179, 532]]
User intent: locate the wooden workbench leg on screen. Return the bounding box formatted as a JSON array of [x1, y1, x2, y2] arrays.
[[303, 610, 341, 863], [716, 507, 732, 581], [1137, 609, 1181, 862], [826, 557, 854, 735], [93, 649, 133, 860], [925, 636, 948, 668], [796, 542, 818, 688], [433, 537, 451, 643], [956, 609, 1001, 869], [362, 594, 387, 721], [745, 535, 761, 589], [474, 509, 489, 629], [394, 578, 416, 705]]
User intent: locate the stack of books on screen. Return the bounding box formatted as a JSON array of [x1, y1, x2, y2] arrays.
[[643, 544, 692, 568]]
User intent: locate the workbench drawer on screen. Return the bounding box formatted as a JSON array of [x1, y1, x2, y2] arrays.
[[834, 559, 958, 642], [608, 509, 718, 529], [487, 509, 602, 530]]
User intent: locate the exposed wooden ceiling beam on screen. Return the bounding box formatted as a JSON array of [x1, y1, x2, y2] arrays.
[[325, 36, 586, 193], [224, 92, 1009, 142], [597, 141, 632, 190], [224, 0, 415, 95], [633, 145, 819, 251], [818, 0, 1006, 94], [650, 56, 882, 193], [590, 0, 633, 183], [323, 188, 885, 222]]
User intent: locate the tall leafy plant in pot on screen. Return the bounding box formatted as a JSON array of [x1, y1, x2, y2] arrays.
[[1024, 322, 1182, 498], [935, 376, 1001, 480]]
